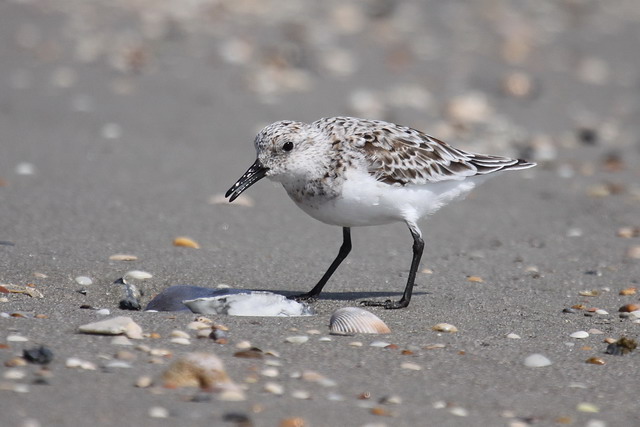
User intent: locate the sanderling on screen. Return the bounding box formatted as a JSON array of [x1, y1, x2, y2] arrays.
[[226, 116, 535, 309]]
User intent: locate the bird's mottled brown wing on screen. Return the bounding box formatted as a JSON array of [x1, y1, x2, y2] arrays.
[[319, 117, 532, 186]]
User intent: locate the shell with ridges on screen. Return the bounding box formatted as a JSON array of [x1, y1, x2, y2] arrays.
[[329, 307, 390, 335]]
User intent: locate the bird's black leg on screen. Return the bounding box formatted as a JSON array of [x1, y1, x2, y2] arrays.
[[290, 227, 352, 301], [362, 222, 424, 309]]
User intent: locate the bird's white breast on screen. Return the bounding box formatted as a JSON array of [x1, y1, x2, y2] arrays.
[[286, 168, 487, 228]]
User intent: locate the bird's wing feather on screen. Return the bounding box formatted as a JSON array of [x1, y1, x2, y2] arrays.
[[320, 117, 530, 186]]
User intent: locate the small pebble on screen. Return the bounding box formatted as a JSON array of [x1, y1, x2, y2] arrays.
[[264, 382, 284, 395], [570, 331, 589, 339], [65, 357, 97, 370], [235, 340, 252, 349], [187, 321, 210, 330], [506, 333, 521, 339], [577, 403, 599, 413], [379, 395, 402, 405], [261, 368, 279, 378], [449, 406, 469, 417], [370, 341, 391, 348], [279, 417, 307, 427], [3, 369, 26, 380], [432, 323, 458, 333], [96, 309, 111, 316], [123, 270, 152, 280], [318, 336, 332, 342], [15, 162, 35, 176], [78, 316, 143, 339], [619, 286, 637, 295], [432, 400, 447, 409], [349, 341, 363, 347], [170, 337, 191, 345], [524, 354, 552, 367], [170, 330, 190, 339], [148, 406, 169, 418], [285, 336, 309, 344], [22, 346, 53, 365], [173, 237, 200, 249], [74, 276, 93, 286], [104, 361, 132, 369], [13, 384, 30, 393], [588, 328, 604, 335], [5, 357, 27, 367], [109, 254, 138, 261], [626, 245, 640, 259], [579, 289, 599, 297], [618, 303, 640, 313], [594, 309, 608, 315], [586, 357, 606, 365], [291, 390, 311, 400], [400, 362, 422, 371], [135, 375, 153, 388]]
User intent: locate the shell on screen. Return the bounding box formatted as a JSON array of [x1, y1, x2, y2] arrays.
[[162, 352, 243, 397], [329, 307, 390, 335], [173, 236, 200, 248], [432, 323, 458, 333]]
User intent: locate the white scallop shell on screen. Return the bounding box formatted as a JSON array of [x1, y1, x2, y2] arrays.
[[329, 307, 391, 335]]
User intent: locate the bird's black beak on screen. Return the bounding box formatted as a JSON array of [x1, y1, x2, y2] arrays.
[[225, 159, 269, 202]]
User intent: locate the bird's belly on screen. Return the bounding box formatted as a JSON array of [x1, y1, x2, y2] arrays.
[[289, 175, 482, 228]]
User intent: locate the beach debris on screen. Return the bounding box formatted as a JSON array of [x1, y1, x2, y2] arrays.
[[74, 276, 93, 286], [109, 254, 138, 261], [285, 336, 309, 344], [431, 323, 458, 333], [78, 316, 143, 339], [524, 354, 552, 367], [329, 307, 390, 335], [586, 357, 606, 365], [183, 291, 313, 317], [605, 337, 637, 356], [618, 304, 640, 313], [173, 236, 200, 248], [617, 227, 640, 238], [65, 357, 97, 370], [264, 381, 284, 395], [148, 406, 169, 418], [22, 346, 53, 365], [0, 284, 43, 298], [619, 287, 637, 296], [626, 245, 640, 259], [570, 331, 589, 339], [162, 352, 244, 398], [124, 270, 152, 280]]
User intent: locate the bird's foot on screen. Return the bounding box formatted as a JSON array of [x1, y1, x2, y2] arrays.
[[288, 293, 319, 303], [360, 299, 409, 310]]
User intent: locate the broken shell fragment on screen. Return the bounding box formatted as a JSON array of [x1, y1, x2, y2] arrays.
[[78, 316, 143, 339], [173, 236, 200, 248], [329, 307, 391, 335], [162, 352, 243, 397], [432, 323, 458, 333], [109, 254, 138, 261]]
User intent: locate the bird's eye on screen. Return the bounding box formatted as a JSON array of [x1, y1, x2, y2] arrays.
[[282, 141, 294, 152]]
